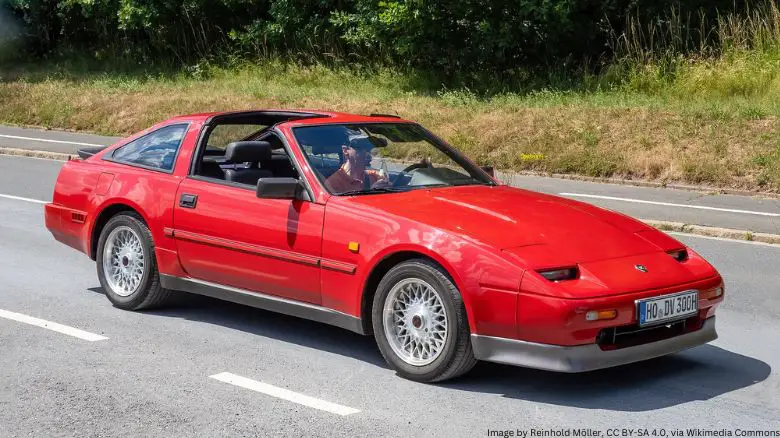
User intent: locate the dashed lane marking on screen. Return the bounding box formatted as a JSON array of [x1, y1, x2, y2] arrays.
[[209, 372, 360, 416], [0, 309, 108, 341]]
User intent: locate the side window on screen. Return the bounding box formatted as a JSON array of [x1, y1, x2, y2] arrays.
[[111, 124, 188, 171], [193, 126, 301, 185]]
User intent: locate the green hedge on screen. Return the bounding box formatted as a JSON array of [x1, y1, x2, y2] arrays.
[[3, 0, 745, 78]]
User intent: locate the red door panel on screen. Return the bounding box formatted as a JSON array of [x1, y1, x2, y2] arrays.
[[172, 178, 324, 304]]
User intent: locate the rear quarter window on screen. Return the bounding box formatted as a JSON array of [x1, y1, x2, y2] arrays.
[[110, 124, 189, 171]]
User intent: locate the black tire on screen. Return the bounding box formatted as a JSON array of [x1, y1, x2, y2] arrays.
[[96, 212, 173, 310], [372, 259, 477, 382]]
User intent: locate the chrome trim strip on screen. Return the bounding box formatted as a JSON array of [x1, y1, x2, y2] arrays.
[[173, 229, 320, 266], [159, 274, 365, 334], [471, 317, 717, 373]]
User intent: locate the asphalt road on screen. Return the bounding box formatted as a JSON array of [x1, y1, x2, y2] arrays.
[[0, 154, 778, 437], [2, 124, 779, 234], [0, 125, 121, 155]]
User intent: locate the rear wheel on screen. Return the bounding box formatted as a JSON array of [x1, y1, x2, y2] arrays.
[[372, 259, 477, 382], [96, 212, 173, 310]]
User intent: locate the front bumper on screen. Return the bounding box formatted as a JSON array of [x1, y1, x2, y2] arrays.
[[471, 316, 717, 373]]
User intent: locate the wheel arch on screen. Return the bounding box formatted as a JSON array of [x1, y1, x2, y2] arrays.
[[359, 248, 468, 335], [89, 202, 149, 260]]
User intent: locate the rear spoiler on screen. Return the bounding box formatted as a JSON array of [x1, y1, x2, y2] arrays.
[[76, 146, 107, 160]]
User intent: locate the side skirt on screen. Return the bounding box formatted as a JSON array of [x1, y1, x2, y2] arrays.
[[159, 274, 366, 335]]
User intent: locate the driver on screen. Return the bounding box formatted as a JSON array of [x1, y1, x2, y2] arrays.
[[325, 134, 389, 193]]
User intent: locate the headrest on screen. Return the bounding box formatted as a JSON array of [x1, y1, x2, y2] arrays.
[[225, 141, 272, 162]]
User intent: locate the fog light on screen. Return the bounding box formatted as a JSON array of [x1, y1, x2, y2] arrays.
[[585, 309, 618, 321], [713, 285, 724, 297]]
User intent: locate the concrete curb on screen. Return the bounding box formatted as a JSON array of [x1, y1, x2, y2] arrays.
[[0, 147, 71, 161], [642, 219, 780, 245]]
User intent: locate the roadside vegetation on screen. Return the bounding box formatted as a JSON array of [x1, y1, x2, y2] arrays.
[[2, 1, 780, 191]]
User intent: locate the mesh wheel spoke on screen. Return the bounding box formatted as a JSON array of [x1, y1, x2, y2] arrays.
[[383, 278, 449, 367], [102, 225, 146, 297]]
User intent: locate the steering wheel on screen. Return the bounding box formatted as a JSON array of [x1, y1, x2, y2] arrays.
[[392, 159, 431, 187], [400, 161, 427, 174], [403, 157, 433, 173]]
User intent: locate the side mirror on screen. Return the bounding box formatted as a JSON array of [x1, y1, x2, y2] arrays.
[[481, 166, 495, 178], [256, 178, 309, 201]]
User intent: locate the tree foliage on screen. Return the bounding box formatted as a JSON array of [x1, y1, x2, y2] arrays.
[[4, 0, 746, 75]]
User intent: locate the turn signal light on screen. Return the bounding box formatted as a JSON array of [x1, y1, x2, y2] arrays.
[[667, 249, 689, 262], [702, 285, 724, 299], [538, 267, 578, 282], [585, 309, 618, 321]]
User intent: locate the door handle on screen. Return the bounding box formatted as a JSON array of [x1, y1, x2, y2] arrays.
[[179, 193, 198, 209]]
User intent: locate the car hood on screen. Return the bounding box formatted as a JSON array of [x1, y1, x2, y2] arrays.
[[345, 185, 671, 265]]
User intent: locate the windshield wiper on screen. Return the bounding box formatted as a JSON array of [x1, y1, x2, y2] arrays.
[[337, 187, 406, 196]]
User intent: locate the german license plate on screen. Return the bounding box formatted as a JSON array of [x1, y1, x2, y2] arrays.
[[637, 290, 698, 326]]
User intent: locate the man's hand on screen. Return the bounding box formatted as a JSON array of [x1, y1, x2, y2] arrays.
[[372, 177, 392, 189]]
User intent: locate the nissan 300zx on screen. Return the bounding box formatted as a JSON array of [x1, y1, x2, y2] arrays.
[[44, 110, 724, 382]]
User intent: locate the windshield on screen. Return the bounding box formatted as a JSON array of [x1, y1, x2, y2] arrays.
[[293, 123, 493, 196]]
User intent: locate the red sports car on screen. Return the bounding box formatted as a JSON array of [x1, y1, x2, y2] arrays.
[[45, 110, 724, 382]]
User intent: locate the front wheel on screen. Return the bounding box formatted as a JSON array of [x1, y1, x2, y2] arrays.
[[96, 212, 173, 310], [372, 259, 477, 382]]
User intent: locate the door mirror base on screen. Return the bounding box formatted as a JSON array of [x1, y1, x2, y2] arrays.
[[256, 178, 309, 201]]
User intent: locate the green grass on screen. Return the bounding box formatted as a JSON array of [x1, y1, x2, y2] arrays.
[[3, 4, 780, 191]]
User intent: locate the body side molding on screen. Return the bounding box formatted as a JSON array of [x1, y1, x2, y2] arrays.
[[173, 229, 320, 266], [172, 228, 358, 274], [159, 274, 365, 334], [320, 259, 357, 274]]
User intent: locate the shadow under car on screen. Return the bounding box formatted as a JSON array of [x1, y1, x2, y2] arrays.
[[88, 285, 771, 411]]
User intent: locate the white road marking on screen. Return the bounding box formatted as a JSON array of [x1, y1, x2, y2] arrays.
[[560, 193, 780, 217], [209, 372, 360, 416], [667, 231, 780, 248], [0, 193, 48, 204], [0, 309, 108, 341], [0, 134, 103, 147]]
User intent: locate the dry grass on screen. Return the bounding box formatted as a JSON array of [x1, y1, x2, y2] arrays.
[[1, 58, 780, 192]]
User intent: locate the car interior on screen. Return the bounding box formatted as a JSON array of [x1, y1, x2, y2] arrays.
[[192, 114, 309, 187], [190, 113, 488, 192], [193, 122, 356, 188], [195, 133, 299, 185]]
